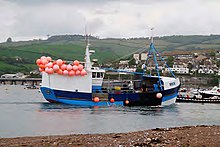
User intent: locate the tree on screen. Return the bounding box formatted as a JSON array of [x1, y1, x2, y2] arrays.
[[188, 62, 193, 70], [166, 56, 174, 67], [6, 37, 12, 43], [217, 60, 220, 67], [209, 51, 216, 57]]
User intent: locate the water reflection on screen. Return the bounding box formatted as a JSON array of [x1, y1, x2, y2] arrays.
[[39, 102, 179, 117]]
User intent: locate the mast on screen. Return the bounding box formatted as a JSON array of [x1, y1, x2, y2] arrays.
[[84, 30, 92, 71], [148, 28, 163, 90], [150, 27, 154, 44], [147, 27, 176, 78]]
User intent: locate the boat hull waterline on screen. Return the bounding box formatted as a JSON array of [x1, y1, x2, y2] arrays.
[[40, 85, 180, 107]]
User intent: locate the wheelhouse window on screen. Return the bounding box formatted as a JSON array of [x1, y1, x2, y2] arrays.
[[92, 72, 96, 78], [97, 72, 101, 78], [101, 72, 104, 78], [169, 82, 175, 86], [92, 72, 104, 78]]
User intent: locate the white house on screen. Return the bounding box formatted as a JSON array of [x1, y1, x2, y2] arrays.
[[198, 68, 214, 74], [198, 69, 205, 74], [165, 64, 189, 74], [166, 67, 189, 74]]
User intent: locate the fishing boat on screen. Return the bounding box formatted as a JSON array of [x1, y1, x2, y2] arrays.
[[37, 33, 180, 107]]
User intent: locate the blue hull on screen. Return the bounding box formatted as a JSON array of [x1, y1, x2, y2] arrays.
[[40, 85, 180, 107]]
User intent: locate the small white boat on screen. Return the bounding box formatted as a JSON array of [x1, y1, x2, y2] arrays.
[[199, 86, 220, 98]]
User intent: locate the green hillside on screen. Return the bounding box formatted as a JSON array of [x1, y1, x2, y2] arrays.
[[0, 34, 220, 75]]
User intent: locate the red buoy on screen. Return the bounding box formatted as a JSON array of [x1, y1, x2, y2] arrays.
[[93, 97, 99, 102], [110, 98, 114, 103], [156, 93, 162, 99]]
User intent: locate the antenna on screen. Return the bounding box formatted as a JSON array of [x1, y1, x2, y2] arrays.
[[85, 25, 90, 47], [150, 27, 154, 43]]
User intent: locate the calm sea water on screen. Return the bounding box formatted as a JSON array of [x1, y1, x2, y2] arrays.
[[0, 85, 220, 138]]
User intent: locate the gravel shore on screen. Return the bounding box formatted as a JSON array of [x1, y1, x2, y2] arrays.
[[0, 125, 219, 146]]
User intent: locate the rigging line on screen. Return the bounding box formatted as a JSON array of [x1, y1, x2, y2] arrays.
[[142, 45, 152, 73], [111, 47, 147, 63], [152, 44, 176, 78], [150, 43, 163, 91]]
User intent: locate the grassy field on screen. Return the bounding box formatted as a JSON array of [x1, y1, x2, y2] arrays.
[[0, 34, 220, 74]]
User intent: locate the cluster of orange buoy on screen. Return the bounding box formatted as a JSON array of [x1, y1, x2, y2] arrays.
[[92, 97, 130, 104], [36, 56, 87, 76]]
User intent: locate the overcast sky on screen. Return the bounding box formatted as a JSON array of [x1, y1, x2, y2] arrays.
[[1, 0, 220, 42]]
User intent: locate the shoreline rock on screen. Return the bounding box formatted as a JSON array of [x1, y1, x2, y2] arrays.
[[0, 125, 219, 146]]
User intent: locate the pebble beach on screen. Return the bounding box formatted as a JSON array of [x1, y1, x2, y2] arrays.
[[0, 125, 219, 146]]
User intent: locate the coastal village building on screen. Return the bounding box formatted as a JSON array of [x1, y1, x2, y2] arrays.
[[198, 68, 215, 74], [175, 54, 193, 60], [132, 52, 220, 75], [165, 65, 189, 74], [165, 61, 189, 74]]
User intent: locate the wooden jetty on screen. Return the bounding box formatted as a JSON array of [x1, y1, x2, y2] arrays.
[[0, 78, 42, 86]]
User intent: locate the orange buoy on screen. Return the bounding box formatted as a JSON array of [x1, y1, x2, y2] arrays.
[[125, 100, 129, 104], [93, 97, 99, 102], [72, 65, 78, 71], [45, 67, 49, 73], [78, 64, 84, 71], [66, 64, 73, 71], [53, 64, 59, 71], [110, 98, 114, 103], [68, 70, 75, 76], [53, 61, 57, 65], [36, 59, 41, 65], [156, 93, 162, 99], [61, 64, 67, 70], [41, 59, 48, 65], [80, 69, 87, 76], [39, 68, 43, 72], [57, 69, 63, 75], [73, 60, 80, 66], [63, 70, 68, 75], [56, 59, 63, 66], [45, 62, 53, 68], [46, 56, 52, 62], [75, 70, 80, 76], [40, 56, 46, 60], [39, 64, 45, 69], [49, 68, 54, 74]]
